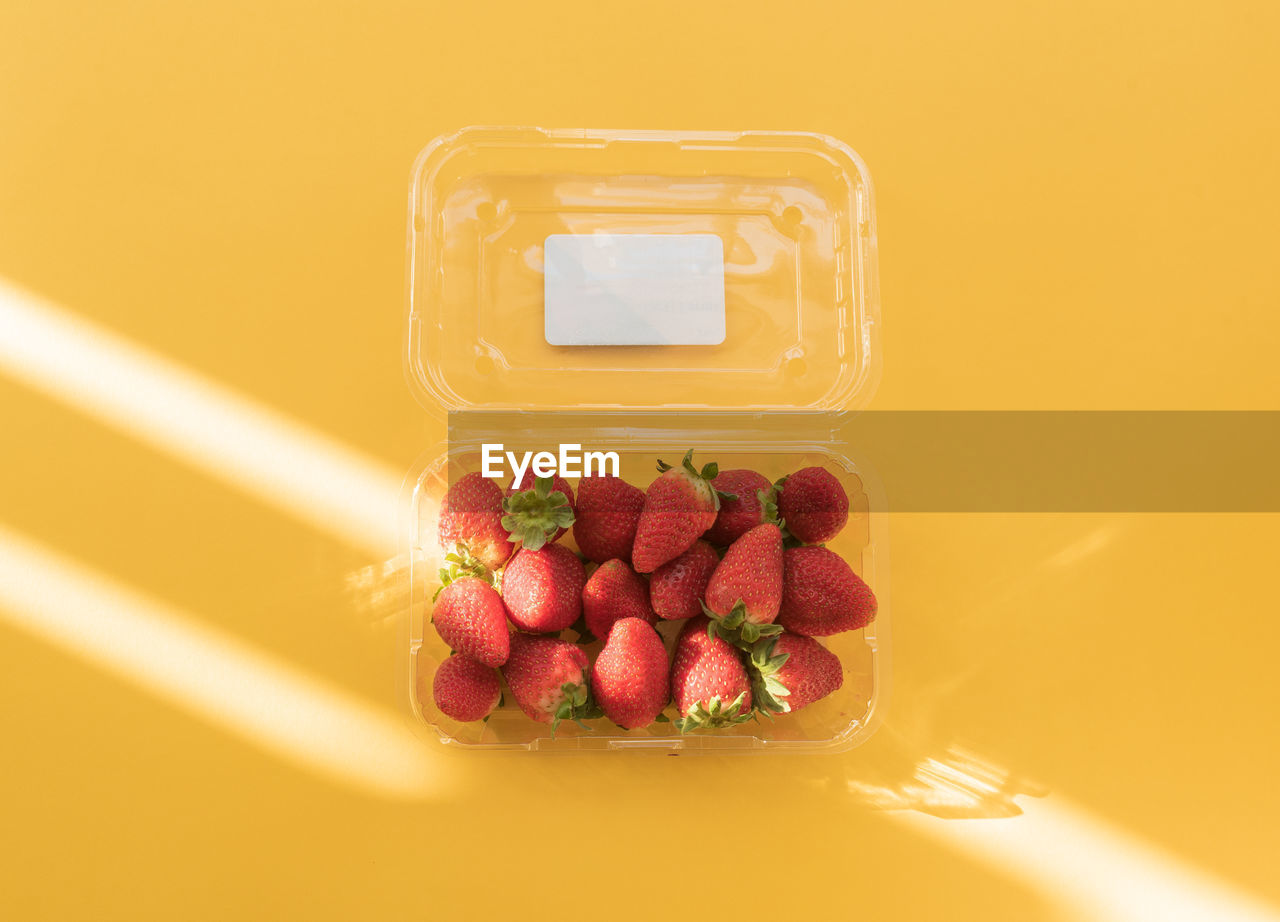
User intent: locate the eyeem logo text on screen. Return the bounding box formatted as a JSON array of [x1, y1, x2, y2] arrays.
[[481, 444, 620, 483]]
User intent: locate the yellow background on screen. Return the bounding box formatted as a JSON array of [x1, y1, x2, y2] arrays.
[[2, 2, 1278, 920]]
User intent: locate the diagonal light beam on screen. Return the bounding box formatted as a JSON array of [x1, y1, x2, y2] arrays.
[[895, 789, 1280, 922], [0, 278, 402, 555], [0, 524, 443, 800]]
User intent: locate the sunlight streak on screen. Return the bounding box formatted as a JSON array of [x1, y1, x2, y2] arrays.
[[1043, 521, 1121, 569], [0, 525, 443, 800], [0, 278, 402, 555], [895, 791, 1279, 922], [843, 745, 1042, 818]]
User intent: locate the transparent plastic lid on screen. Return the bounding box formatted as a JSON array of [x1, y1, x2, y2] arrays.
[[406, 127, 881, 414]]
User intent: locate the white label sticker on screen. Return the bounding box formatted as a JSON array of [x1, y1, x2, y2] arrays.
[[544, 234, 726, 346]]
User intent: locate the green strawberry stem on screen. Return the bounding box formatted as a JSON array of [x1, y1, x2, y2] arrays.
[[655, 449, 722, 512], [757, 487, 781, 526], [755, 487, 801, 545], [767, 480, 807, 545], [432, 547, 495, 601], [501, 476, 575, 551], [701, 600, 783, 650], [550, 680, 604, 738], [674, 692, 753, 733], [746, 636, 793, 715]]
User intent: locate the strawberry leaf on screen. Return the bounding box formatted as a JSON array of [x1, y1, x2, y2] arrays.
[[679, 449, 699, 478], [702, 600, 772, 649], [549, 680, 603, 738], [746, 636, 794, 715], [758, 488, 780, 525], [432, 546, 493, 601], [674, 691, 753, 732], [501, 478, 574, 550]]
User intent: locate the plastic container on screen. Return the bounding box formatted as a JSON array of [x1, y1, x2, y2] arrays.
[[403, 127, 886, 752]]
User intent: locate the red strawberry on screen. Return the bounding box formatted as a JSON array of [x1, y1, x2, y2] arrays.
[[670, 616, 753, 731], [632, 450, 721, 573], [649, 540, 718, 621], [438, 471, 512, 571], [432, 654, 501, 722], [431, 575, 509, 667], [501, 633, 600, 730], [706, 469, 774, 546], [503, 473, 576, 549], [777, 466, 849, 544], [704, 523, 784, 644], [582, 559, 657, 641], [573, 474, 645, 564], [778, 546, 877, 636], [748, 633, 843, 714], [501, 544, 586, 633], [590, 618, 669, 729]]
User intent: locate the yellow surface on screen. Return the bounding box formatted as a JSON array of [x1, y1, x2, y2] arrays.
[[2, 3, 1279, 921]]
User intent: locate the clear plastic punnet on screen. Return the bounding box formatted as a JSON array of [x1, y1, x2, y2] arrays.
[[403, 127, 885, 753]]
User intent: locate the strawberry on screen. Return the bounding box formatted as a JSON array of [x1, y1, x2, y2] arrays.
[[501, 543, 586, 633], [670, 616, 753, 732], [502, 473, 576, 550], [649, 540, 719, 621], [432, 654, 502, 722], [438, 471, 512, 571], [705, 469, 775, 546], [590, 618, 669, 729], [748, 633, 843, 715], [703, 523, 784, 645], [501, 633, 601, 731], [776, 466, 849, 544], [582, 559, 657, 641], [573, 474, 645, 564], [632, 450, 721, 573], [431, 574, 509, 667], [777, 546, 877, 636]]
